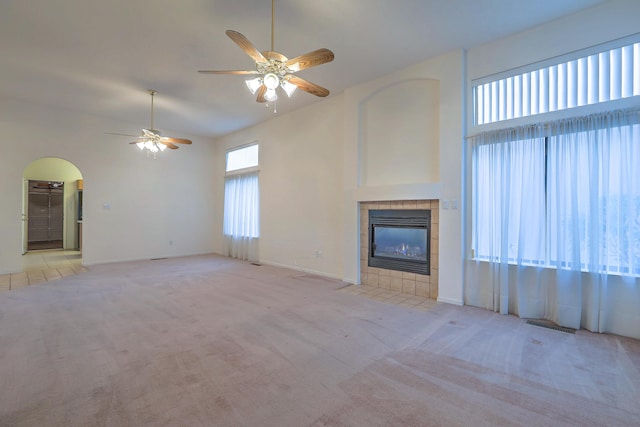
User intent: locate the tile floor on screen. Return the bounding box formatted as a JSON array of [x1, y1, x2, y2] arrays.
[[0, 250, 86, 292], [338, 283, 437, 311]]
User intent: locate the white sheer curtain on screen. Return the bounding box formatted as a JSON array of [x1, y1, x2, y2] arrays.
[[223, 172, 259, 262], [466, 109, 640, 338]]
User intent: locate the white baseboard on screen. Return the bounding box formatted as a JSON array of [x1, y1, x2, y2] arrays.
[[437, 296, 464, 306], [259, 260, 343, 281]]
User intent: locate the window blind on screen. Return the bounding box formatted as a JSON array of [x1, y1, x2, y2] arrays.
[[473, 40, 640, 125]]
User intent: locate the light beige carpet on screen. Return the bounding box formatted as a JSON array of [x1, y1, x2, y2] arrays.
[[0, 254, 638, 426]]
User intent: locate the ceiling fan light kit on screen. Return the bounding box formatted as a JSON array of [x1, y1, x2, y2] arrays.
[[198, 0, 334, 112], [128, 90, 192, 158], [245, 77, 263, 94]]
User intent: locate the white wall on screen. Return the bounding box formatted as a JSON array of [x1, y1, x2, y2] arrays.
[[344, 50, 464, 305], [0, 97, 217, 274], [213, 49, 464, 305], [361, 79, 440, 187], [467, 0, 640, 82], [213, 96, 346, 279], [466, 0, 640, 133]]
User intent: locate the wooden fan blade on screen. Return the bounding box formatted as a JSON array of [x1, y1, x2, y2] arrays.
[[130, 140, 179, 149], [162, 137, 192, 145], [106, 132, 137, 137], [226, 30, 268, 64], [198, 70, 260, 75], [285, 48, 334, 72], [256, 85, 267, 103], [286, 75, 330, 97]]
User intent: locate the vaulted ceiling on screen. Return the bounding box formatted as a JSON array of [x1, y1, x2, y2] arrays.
[[0, 0, 606, 138]]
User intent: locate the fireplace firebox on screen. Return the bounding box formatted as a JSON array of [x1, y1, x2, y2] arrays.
[[368, 209, 430, 275]]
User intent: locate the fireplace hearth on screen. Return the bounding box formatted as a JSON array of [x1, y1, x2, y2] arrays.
[[368, 209, 430, 275]]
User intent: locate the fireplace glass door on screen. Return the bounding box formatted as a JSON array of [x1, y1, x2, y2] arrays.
[[368, 209, 430, 275], [372, 226, 428, 262]]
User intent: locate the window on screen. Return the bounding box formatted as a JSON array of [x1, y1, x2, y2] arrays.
[[226, 144, 259, 172], [473, 37, 640, 125], [223, 173, 259, 239], [472, 111, 640, 276], [471, 35, 640, 276], [223, 144, 260, 261], [468, 35, 640, 334]]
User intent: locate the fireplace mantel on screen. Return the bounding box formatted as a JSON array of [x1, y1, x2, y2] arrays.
[[353, 182, 441, 202]]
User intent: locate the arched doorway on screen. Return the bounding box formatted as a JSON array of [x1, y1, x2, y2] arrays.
[[22, 158, 83, 254]]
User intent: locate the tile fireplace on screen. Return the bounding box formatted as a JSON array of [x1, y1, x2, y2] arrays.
[[360, 200, 439, 299]]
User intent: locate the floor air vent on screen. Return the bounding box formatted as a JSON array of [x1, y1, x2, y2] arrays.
[[526, 320, 576, 334]]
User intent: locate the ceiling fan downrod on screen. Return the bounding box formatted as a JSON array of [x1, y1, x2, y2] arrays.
[[148, 89, 156, 130], [271, 0, 275, 52]]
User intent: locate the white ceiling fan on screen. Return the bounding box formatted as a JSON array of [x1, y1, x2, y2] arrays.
[[107, 90, 192, 156]]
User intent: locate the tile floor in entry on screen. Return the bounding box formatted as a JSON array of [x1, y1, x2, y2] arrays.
[[0, 250, 86, 292]]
